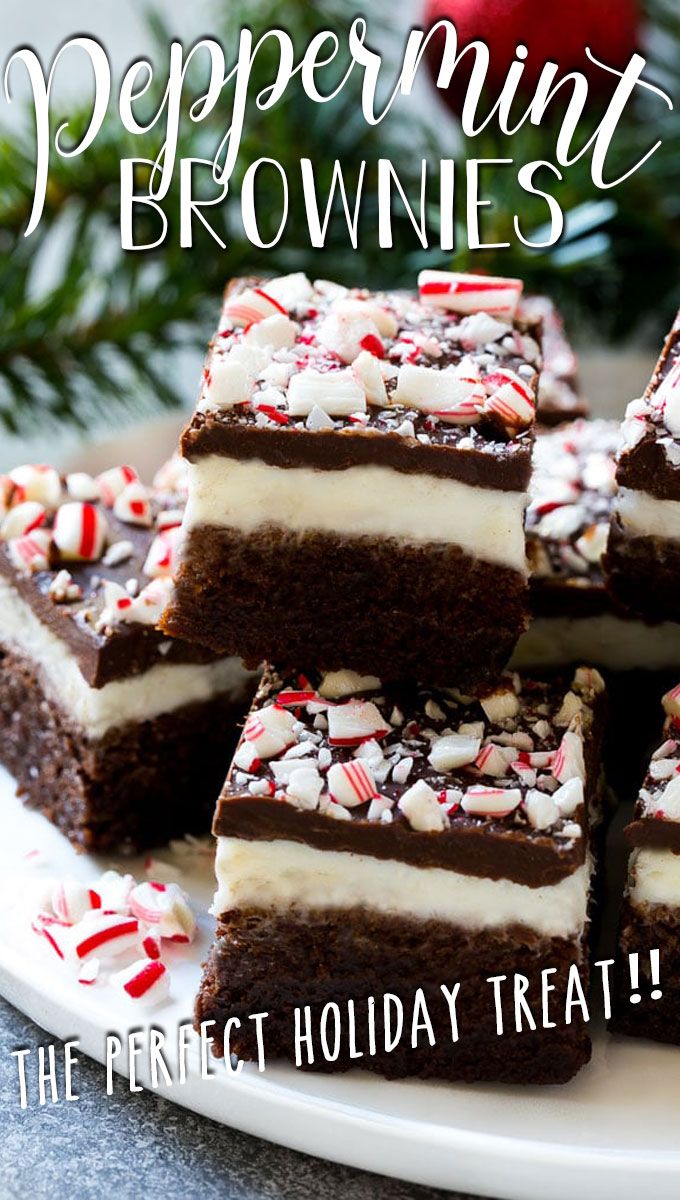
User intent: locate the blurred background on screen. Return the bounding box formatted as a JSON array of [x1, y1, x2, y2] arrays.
[[0, 0, 678, 464]]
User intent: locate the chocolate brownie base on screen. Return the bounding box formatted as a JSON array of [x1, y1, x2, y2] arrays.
[[612, 899, 680, 1045], [162, 526, 529, 689], [604, 519, 680, 621], [0, 645, 247, 853], [196, 908, 590, 1084]]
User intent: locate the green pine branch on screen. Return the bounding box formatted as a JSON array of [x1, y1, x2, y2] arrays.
[[0, 0, 679, 433]]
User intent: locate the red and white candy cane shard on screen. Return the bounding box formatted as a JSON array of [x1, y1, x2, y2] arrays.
[[9, 464, 62, 509], [129, 880, 167, 924], [113, 481, 152, 527], [223, 286, 288, 327], [96, 465, 139, 508], [7, 530, 51, 573], [417, 270, 523, 317], [78, 958, 100, 986], [241, 704, 297, 759], [31, 911, 71, 959], [158, 885, 196, 942], [99, 581, 136, 628], [113, 958, 170, 1007], [552, 730, 585, 785], [66, 471, 101, 502], [131, 577, 173, 625], [129, 880, 196, 942], [327, 759, 377, 807], [143, 527, 182, 579], [511, 760, 537, 787], [141, 932, 161, 960], [0, 500, 46, 541], [327, 700, 390, 746], [359, 332, 385, 358], [70, 913, 140, 961], [474, 743, 513, 776], [53, 501, 107, 562], [52, 880, 102, 924], [485, 390, 535, 431], [431, 392, 486, 425], [274, 689, 320, 708], [484, 371, 536, 431], [156, 507, 183, 531], [524, 750, 555, 769], [461, 786, 522, 817], [483, 369, 534, 404]]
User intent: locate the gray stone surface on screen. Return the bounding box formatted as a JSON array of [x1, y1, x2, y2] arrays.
[[0, 996, 473, 1200]]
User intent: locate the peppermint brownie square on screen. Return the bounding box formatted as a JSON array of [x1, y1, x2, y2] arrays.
[[196, 663, 606, 1085], [605, 312, 680, 620], [513, 418, 680, 672], [0, 457, 256, 852], [519, 295, 588, 427], [161, 271, 541, 688], [613, 682, 680, 1044]]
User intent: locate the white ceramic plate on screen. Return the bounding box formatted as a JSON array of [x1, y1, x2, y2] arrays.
[[1, 767, 679, 1200]]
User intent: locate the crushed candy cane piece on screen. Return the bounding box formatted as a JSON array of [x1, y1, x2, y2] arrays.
[[97, 465, 138, 508], [67, 472, 100, 501], [479, 686, 520, 723], [78, 958, 100, 986], [287, 368, 366, 417], [9, 464, 61, 508], [318, 670, 381, 700], [52, 879, 101, 924], [418, 270, 523, 317], [69, 912, 140, 962], [113, 481, 152, 527], [552, 730, 585, 785], [53, 501, 107, 562], [112, 958, 170, 1007], [429, 737, 477, 786], [328, 759, 377, 807], [223, 286, 287, 327], [143, 527, 182, 578], [285, 766, 324, 811], [0, 500, 46, 541], [129, 881, 196, 942], [7, 530, 50, 573], [462, 786, 522, 817], [398, 779, 448, 831], [327, 700, 390, 746]]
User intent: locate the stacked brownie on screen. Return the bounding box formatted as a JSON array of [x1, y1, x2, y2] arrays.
[[513, 418, 680, 672], [614, 683, 680, 1044], [197, 665, 605, 1084], [161, 270, 541, 688], [605, 311, 680, 619], [174, 270, 611, 1085], [0, 458, 255, 852]]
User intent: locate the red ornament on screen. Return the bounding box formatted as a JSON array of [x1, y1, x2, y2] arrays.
[[423, 0, 640, 116]]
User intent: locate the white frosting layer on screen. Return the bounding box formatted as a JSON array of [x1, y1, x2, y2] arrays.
[[213, 836, 590, 939], [616, 487, 680, 542], [629, 848, 680, 909], [511, 614, 680, 672], [184, 455, 528, 573], [0, 576, 249, 740]]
